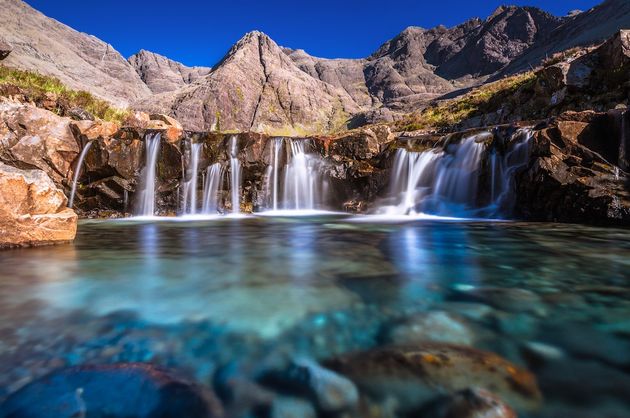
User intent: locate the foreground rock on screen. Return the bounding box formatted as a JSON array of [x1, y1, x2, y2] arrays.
[[0, 162, 76, 248], [325, 344, 542, 413], [0, 363, 223, 418]]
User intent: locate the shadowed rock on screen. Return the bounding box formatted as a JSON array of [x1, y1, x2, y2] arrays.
[[0, 363, 224, 418]]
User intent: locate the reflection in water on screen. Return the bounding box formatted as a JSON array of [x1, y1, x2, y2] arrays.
[[0, 219, 629, 417]]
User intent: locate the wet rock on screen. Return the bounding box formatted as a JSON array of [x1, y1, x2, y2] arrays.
[[270, 397, 317, 418], [325, 343, 542, 413], [386, 311, 476, 346], [449, 286, 545, 316], [520, 341, 564, 368], [432, 388, 518, 418], [259, 357, 359, 413], [0, 363, 224, 418], [0, 162, 77, 247]]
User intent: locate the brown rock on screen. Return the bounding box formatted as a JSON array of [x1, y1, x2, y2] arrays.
[[439, 388, 518, 418], [0, 36, 11, 60], [0, 162, 77, 247], [0, 101, 79, 183], [71, 120, 119, 141]]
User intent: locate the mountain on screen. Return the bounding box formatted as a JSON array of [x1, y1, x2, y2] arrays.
[[0, 0, 150, 106], [128, 50, 212, 94], [132, 31, 361, 133], [1, 0, 629, 131]]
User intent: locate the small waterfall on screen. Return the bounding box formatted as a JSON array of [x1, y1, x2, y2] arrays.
[[380, 129, 532, 217], [487, 129, 532, 213], [263, 138, 327, 211], [68, 141, 93, 208], [202, 163, 224, 214], [182, 142, 203, 215], [229, 135, 241, 214], [620, 109, 628, 172], [136, 132, 161, 216]]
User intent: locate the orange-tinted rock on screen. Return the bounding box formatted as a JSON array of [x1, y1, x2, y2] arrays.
[[0, 162, 77, 247], [71, 120, 119, 141]]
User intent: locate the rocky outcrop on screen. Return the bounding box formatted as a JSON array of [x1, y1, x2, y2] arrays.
[[133, 31, 361, 133], [0, 37, 11, 60], [0, 0, 151, 106], [0, 101, 79, 183], [128, 49, 212, 94], [514, 111, 630, 224], [0, 162, 77, 247], [0, 363, 223, 417]]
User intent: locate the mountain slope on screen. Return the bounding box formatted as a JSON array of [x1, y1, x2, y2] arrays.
[[0, 0, 150, 106], [133, 31, 362, 133], [128, 50, 212, 94]]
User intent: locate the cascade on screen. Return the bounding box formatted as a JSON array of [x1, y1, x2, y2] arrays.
[[136, 132, 161, 216], [229, 136, 241, 214], [181, 142, 203, 215], [263, 138, 327, 211], [202, 163, 224, 214], [620, 109, 628, 171], [380, 129, 532, 217], [68, 141, 93, 208]]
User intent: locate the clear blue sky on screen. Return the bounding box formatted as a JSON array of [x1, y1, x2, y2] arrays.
[[25, 0, 601, 67]]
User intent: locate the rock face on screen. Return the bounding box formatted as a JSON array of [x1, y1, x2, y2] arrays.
[[0, 162, 77, 247], [128, 49, 212, 94], [0, 0, 151, 106], [0, 37, 11, 60], [0, 363, 223, 418], [133, 31, 361, 133], [515, 111, 630, 224], [0, 101, 79, 183]]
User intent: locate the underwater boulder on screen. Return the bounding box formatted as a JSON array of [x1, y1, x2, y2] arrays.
[[0, 363, 224, 418], [324, 343, 542, 414]]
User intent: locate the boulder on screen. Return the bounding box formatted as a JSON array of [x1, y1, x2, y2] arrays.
[[386, 311, 476, 346], [325, 343, 542, 413], [146, 114, 183, 142], [67, 107, 95, 121], [71, 120, 119, 141], [433, 388, 518, 418], [0, 162, 77, 247], [0, 363, 224, 418], [599, 30, 630, 69], [0, 102, 79, 184]]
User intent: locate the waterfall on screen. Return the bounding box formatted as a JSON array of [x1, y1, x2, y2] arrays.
[[263, 138, 327, 212], [620, 109, 628, 172], [136, 132, 161, 216], [68, 141, 93, 208], [380, 129, 532, 218], [229, 135, 241, 214], [487, 129, 532, 213], [202, 163, 224, 214], [182, 142, 203, 215]]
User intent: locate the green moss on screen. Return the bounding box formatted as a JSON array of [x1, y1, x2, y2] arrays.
[[0, 65, 129, 123]]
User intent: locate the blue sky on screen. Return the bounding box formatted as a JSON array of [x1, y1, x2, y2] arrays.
[[25, 0, 601, 67]]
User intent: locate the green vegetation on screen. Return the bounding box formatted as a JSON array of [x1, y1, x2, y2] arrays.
[[0, 65, 129, 123], [394, 72, 538, 132]]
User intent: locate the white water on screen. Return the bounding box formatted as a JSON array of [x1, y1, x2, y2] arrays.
[[229, 136, 241, 214], [380, 130, 532, 217], [136, 132, 161, 216], [68, 141, 93, 208], [182, 142, 203, 215], [264, 138, 327, 211], [202, 163, 224, 214]]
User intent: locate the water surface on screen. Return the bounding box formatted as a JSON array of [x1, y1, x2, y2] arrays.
[[1, 217, 629, 417]]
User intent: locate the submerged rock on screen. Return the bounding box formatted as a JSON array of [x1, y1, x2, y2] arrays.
[[259, 357, 359, 413], [325, 343, 542, 413], [386, 311, 476, 346], [432, 388, 518, 418], [0, 162, 77, 247], [0, 363, 224, 418]]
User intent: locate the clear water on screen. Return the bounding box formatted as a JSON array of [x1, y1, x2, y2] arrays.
[[1, 217, 629, 417]]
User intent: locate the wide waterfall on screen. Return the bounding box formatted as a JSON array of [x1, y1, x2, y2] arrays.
[[136, 132, 161, 216], [202, 163, 224, 214], [380, 129, 532, 217], [229, 135, 241, 214], [181, 142, 203, 215], [68, 141, 93, 208], [263, 138, 327, 212]]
